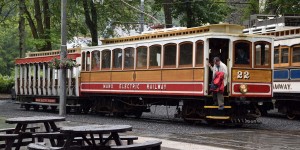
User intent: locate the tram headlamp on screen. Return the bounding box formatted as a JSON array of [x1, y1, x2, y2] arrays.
[[239, 84, 248, 94]]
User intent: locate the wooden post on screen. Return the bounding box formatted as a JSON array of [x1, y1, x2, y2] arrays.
[[28, 64, 32, 95], [33, 64, 37, 95]]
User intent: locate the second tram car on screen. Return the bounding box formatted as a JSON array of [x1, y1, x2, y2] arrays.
[[15, 24, 274, 125], [261, 27, 300, 119]]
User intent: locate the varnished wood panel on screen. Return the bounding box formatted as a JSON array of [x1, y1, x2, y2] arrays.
[[162, 69, 193, 81], [80, 72, 90, 82], [81, 72, 111, 82], [194, 68, 204, 81], [90, 72, 111, 82], [111, 71, 134, 82], [232, 69, 272, 83], [135, 70, 161, 82]]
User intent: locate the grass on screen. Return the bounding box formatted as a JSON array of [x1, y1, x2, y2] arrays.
[[0, 117, 14, 129]]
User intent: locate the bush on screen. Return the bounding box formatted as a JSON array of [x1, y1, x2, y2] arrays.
[[0, 74, 14, 93]]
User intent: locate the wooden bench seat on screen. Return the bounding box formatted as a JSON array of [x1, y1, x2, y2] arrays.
[[0, 132, 33, 150], [27, 143, 63, 150], [0, 126, 40, 134], [74, 135, 138, 145], [33, 132, 65, 146], [110, 140, 162, 150]]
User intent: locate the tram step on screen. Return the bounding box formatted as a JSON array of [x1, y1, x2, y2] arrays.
[[206, 116, 230, 120], [204, 106, 231, 109]]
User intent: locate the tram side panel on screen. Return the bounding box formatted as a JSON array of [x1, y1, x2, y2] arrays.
[[273, 69, 300, 119], [79, 68, 205, 115]]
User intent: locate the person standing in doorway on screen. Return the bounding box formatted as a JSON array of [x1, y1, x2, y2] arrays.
[[207, 57, 228, 110]]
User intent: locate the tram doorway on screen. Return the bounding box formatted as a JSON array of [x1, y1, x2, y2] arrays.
[[207, 38, 229, 95]]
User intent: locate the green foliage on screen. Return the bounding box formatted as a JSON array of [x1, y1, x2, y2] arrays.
[[152, 0, 231, 27], [242, 0, 259, 21], [264, 0, 300, 15], [0, 74, 14, 94]]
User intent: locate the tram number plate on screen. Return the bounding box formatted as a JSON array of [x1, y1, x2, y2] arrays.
[[35, 98, 56, 103], [237, 71, 250, 79]]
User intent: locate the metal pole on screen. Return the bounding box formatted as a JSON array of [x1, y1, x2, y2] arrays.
[[139, 0, 144, 33], [59, 0, 67, 116]]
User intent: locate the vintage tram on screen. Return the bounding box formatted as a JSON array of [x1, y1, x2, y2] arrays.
[[15, 24, 274, 125], [260, 27, 300, 119]]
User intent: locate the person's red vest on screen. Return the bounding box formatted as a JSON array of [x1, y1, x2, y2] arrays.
[[212, 72, 225, 93]]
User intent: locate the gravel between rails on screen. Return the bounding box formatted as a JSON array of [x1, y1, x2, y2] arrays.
[[1, 100, 300, 149]]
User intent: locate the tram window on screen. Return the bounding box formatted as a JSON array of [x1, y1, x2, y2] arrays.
[[91, 51, 100, 71], [179, 42, 193, 67], [255, 42, 270, 67], [149, 45, 161, 68], [82, 52, 86, 71], [164, 44, 177, 67], [274, 48, 279, 64], [136, 46, 147, 68], [112, 48, 122, 69], [86, 52, 91, 71], [195, 41, 203, 66], [124, 47, 135, 69], [292, 47, 300, 63], [234, 41, 251, 66], [101, 50, 111, 69], [281, 48, 289, 63]]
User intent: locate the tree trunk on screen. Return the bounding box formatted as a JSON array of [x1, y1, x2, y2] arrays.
[[43, 0, 52, 50], [24, 4, 39, 50], [185, 0, 194, 28], [19, 0, 26, 58], [163, 0, 173, 28], [83, 0, 98, 46], [34, 0, 45, 51]]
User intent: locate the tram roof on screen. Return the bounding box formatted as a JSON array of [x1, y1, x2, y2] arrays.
[[15, 48, 81, 65], [100, 24, 268, 45]]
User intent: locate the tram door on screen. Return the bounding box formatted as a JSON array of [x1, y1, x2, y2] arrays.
[[207, 38, 229, 95]]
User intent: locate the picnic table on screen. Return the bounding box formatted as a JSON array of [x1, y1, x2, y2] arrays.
[[60, 124, 132, 149], [5, 116, 65, 133], [3, 116, 65, 150]]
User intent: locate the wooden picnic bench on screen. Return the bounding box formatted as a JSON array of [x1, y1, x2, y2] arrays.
[[3, 116, 65, 150], [110, 140, 162, 150]]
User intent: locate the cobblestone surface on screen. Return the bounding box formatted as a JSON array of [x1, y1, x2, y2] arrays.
[[1, 100, 300, 149]]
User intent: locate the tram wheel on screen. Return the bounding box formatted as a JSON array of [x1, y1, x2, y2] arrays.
[[33, 105, 39, 111], [287, 113, 296, 120], [134, 112, 143, 118], [50, 106, 57, 112], [24, 104, 31, 111], [42, 106, 48, 111], [113, 112, 125, 118], [66, 107, 71, 113], [183, 118, 195, 124], [206, 119, 217, 126]]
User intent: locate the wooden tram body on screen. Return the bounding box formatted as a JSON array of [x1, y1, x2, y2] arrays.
[[261, 27, 300, 119], [15, 24, 274, 125]]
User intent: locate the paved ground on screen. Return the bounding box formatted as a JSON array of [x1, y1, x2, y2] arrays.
[[1, 100, 300, 150]]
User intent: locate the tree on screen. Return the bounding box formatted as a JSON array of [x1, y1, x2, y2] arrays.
[[172, 0, 230, 27], [19, 0, 25, 58], [21, 0, 52, 51], [163, 0, 173, 28], [241, 0, 259, 21], [82, 0, 98, 46], [153, 0, 173, 28], [264, 0, 300, 15]]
